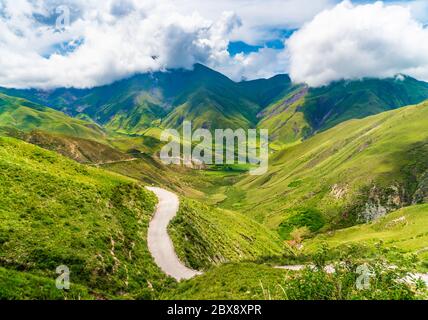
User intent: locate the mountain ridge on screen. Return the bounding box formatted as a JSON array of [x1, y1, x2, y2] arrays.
[[2, 64, 428, 146]]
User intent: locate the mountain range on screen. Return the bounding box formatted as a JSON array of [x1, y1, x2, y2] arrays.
[[3, 64, 428, 148]]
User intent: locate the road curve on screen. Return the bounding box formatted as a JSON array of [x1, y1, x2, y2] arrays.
[[146, 187, 202, 281]]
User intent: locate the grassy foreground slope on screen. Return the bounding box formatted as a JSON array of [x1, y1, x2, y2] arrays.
[[236, 101, 428, 230], [0, 93, 106, 142], [0, 267, 92, 300], [164, 259, 425, 300], [162, 263, 289, 300], [168, 199, 286, 270], [0, 136, 172, 299], [306, 204, 428, 265]]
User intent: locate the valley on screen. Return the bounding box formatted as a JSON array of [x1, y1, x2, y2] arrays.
[[0, 64, 428, 300]]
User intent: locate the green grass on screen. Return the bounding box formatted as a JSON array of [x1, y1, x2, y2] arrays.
[[278, 208, 325, 240], [258, 86, 311, 149], [233, 101, 428, 232], [306, 204, 428, 267], [0, 93, 106, 142], [163, 259, 426, 300], [162, 263, 289, 300], [168, 198, 286, 270], [0, 136, 174, 299], [0, 267, 92, 300], [0, 128, 132, 164]]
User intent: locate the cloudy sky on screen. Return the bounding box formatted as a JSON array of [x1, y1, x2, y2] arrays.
[[0, 0, 428, 88]]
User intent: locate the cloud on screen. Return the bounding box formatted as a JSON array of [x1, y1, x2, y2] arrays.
[[2, 0, 428, 89], [214, 47, 289, 81], [0, 0, 337, 89], [288, 1, 428, 87], [174, 0, 336, 44], [0, 0, 243, 88]]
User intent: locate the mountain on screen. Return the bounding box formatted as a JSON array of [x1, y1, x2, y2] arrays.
[[3, 66, 428, 149], [227, 100, 428, 233], [237, 74, 294, 108], [0, 93, 106, 142], [0, 64, 293, 133], [259, 76, 428, 147]]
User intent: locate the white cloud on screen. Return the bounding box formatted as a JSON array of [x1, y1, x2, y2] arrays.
[[174, 0, 336, 44], [0, 0, 336, 89], [0, 0, 243, 88], [2, 0, 428, 89], [213, 47, 289, 81], [288, 1, 428, 87]]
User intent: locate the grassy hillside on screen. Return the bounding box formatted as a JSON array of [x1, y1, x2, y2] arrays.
[[305, 76, 428, 131], [0, 128, 132, 164], [258, 76, 428, 147], [162, 263, 289, 300], [0, 93, 106, 142], [101, 157, 208, 198], [0, 136, 173, 299], [162, 87, 258, 130], [164, 260, 425, 300], [221, 101, 428, 235], [0, 267, 92, 300], [257, 85, 310, 149], [0, 65, 293, 134], [168, 198, 286, 270], [306, 204, 428, 268]]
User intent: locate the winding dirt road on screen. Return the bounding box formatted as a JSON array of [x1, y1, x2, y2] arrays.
[[146, 187, 202, 281]]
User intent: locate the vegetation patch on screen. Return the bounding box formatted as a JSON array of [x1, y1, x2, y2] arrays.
[[168, 198, 285, 270], [0, 136, 174, 299], [278, 208, 325, 240]]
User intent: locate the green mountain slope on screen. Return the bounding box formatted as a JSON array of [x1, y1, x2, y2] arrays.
[[0, 94, 106, 142], [237, 74, 294, 108], [0, 128, 132, 164], [3, 66, 428, 149], [162, 88, 258, 130], [306, 204, 428, 264], [232, 100, 428, 232], [258, 76, 428, 147], [168, 198, 286, 270], [304, 76, 428, 131], [0, 136, 171, 299], [0, 65, 292, 133], [257, 85, 309, 148]]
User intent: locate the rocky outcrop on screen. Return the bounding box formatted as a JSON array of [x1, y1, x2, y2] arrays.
[[358, 184, 406, 222], [412, 171, 428, 204]]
